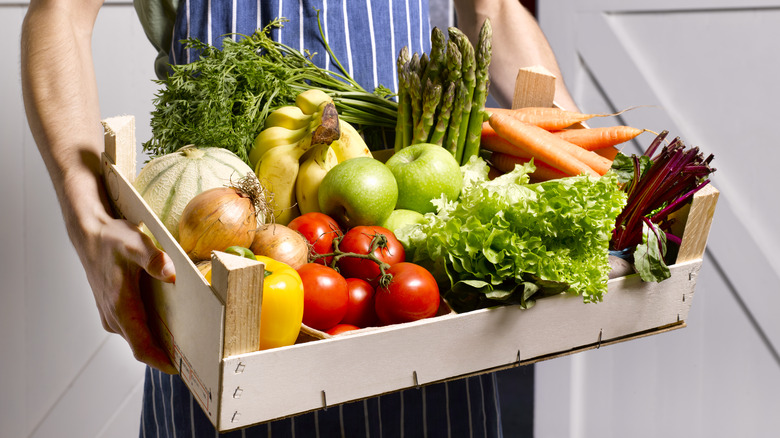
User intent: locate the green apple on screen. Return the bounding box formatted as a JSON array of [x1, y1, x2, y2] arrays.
[[318, 157, 398, 228], [380, 209, 426, 235], [385, 143, 463, 214]]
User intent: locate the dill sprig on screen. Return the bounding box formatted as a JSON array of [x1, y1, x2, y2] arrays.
[[143, 18, 398, 163]]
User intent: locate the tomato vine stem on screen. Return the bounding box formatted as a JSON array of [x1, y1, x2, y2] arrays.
[[310, 232, 394, 287]]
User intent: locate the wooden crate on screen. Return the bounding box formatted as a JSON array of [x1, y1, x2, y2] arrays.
[[100, 69, 718, 432]]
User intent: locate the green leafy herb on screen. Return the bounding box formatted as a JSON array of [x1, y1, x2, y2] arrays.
[[144, 18, 398, 164], [397, 158, 627, 311]]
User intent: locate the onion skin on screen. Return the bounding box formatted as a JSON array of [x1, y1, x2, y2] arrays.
[[179, 187, 258, 261], [250, 224, 309, 269]]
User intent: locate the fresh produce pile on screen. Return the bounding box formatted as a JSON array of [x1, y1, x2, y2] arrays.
[[247, 89, 375, 225], [134, 17, 715, 352], [479, 107, 716, 283], [143, 18, 397, 164]]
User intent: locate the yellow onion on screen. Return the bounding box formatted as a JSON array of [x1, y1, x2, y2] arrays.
[[179, 175, 270, 261], [250, 224, 310, 269]]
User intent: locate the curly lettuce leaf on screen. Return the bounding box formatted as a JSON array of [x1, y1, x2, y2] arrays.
[[398, 158, 627, 309]]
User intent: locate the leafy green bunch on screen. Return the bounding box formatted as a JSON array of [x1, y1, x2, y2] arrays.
[[397, 159, 627, 312], [144, 18, 397, 164]]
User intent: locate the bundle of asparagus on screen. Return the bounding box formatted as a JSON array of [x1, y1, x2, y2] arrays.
[[395, 19, 492, 166]]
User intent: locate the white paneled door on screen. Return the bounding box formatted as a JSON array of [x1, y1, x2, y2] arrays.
[[536, 1, 780, 437]]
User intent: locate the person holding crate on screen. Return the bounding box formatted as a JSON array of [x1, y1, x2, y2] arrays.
[[20, 0, 576, 436]]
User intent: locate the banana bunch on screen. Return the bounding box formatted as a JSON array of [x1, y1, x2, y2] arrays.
[[251, 89, 373, 225]]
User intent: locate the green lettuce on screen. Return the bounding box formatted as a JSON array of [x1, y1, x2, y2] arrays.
[[397, 158, 627, 312]]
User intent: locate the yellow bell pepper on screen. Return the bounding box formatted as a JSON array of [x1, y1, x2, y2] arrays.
[[203, 255, 304, 350], [254, 256, 304, 350]]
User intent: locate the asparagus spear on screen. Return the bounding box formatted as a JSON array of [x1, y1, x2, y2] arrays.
[[429, 81, 456, 145], [413, 78, 443, 144], [408, 53, 423, 133], [419, 52, 429, 79], [448, 27, 476, 164], [444, 82, 468, 156], [395, 47, 412, 151], [444, 39, 462, 85], [439, 40, 463, 153], [461, 19, 493, 164], [422, 27, 447, 86]]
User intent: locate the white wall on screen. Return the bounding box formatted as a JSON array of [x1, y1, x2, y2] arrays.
[[2, 1, 157, 436]]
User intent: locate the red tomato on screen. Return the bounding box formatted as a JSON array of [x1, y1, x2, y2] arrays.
[[337, 226, 405, 284], [297, 263, 349, 331], [288, 212, 342, 265], [375, 262, 440, 325], [341, 278, 379, 328], [326, 323, 361, 335]]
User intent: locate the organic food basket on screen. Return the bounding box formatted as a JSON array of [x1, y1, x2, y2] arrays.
[[101, 68, 718, 432]]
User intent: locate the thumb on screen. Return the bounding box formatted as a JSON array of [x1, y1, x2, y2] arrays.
[[135, 233, 176, 283], [146, 249, 176, 283]]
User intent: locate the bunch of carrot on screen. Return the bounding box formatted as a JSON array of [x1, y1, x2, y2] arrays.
[[483, 106, 648, 181]]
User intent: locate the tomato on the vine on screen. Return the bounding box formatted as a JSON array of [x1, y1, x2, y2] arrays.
[[297, 263, 349, 331], [288, 212, 342, 265], [337, 226, 405, 284], [375, 262, 440, 325], [341, 277, 378, 328]]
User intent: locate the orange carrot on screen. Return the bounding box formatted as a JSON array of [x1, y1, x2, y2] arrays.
[[487, 107, 601, 131], [488, 112, 603, 177], [481, 133, 532, 159], [481, 120, 496, 137], [490, 152, 568, 182], [595, 146, 620, 161], [552, 126, 645, 150], [487, 164, 504, 180]]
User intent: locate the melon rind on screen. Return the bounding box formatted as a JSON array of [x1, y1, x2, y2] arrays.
[[134, 147, 253, 241]]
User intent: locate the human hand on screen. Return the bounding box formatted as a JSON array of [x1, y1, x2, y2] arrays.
[[82, 215, 178, 374]]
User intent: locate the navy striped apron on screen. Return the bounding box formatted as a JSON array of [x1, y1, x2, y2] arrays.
[[141, 1, 503, 436], [142, 366, 503, 437], [168, 0, 434, 93]]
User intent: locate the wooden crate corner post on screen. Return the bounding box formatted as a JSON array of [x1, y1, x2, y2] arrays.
[[513, 66, 557, 109], [676, 184, 720, 263], [102, 115, 137, 182], [210, 251, 264, 358]]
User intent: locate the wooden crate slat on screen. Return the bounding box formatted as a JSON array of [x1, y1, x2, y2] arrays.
[[218, 260, 700, 430]]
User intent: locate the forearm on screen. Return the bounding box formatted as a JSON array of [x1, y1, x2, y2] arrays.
[[452, 0, 578, 111], [22, 0, 176, 372], [21, 0, 110, 256]]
